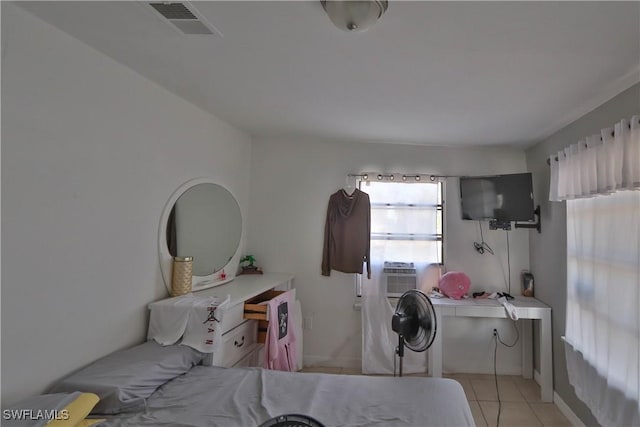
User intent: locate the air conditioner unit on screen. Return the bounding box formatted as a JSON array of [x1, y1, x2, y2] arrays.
[[383, 262, 417, 297]]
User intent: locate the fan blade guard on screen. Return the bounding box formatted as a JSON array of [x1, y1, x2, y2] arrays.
[[393, 289, 437, 352]]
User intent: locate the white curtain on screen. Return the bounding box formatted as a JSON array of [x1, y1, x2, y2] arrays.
[[361, 261, 436, 375], [550, 115, 640, 201], [549, 115, 640, 426], [361, 178, 442, 375]]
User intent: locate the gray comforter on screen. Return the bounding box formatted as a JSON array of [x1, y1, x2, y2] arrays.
[[102, 366, 475, 427]]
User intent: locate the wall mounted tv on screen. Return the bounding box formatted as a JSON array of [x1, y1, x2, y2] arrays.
[[459, 173, 534, 222]]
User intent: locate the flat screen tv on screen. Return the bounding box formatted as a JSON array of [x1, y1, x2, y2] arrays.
[[460, 173, 534, 222]]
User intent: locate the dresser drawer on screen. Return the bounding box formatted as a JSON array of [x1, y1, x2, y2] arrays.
[[232, 344, 263, 368], [243, 290, 286, 321], [244, 289, 296, 343], [221, 302, 245, 333], [215, 320, 257, 367]]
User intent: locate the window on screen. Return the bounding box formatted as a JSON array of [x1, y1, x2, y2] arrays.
[[564, 191, 640, 425], [366, 180, 443, 263], [548, 113, 640, 426], [356, 178, 444, 295]]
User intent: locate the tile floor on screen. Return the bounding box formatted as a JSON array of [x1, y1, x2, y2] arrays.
[[300, 367, 572, 427]]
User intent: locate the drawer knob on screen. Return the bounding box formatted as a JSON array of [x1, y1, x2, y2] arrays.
[[234, 336, 245, 348]]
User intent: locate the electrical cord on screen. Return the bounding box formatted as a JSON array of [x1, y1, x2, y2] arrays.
[[493, 337, 501, 427], [493, 322, 519, 427], [474, 221, 494, 255], [496, 322, 519, 348]]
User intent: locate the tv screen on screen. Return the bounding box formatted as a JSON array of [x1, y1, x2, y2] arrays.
[[460, 173, 534, 222]]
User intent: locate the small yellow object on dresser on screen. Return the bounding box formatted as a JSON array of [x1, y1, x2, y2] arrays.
[[171, 256, 193, 296]]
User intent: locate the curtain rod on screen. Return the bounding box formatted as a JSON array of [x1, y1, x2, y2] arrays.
[[546, 118, 639, 165], [348, 173, 455, 181]]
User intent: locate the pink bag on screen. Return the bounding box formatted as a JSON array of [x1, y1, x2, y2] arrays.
[[439, 271, 471, 300]]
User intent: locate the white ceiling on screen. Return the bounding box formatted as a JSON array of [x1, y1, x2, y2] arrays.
[[16, 1, 640, 147]]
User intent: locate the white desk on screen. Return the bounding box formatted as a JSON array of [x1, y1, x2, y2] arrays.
[[428, 296, 553, 402]]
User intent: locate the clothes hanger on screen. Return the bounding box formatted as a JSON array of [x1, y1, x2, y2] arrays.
[[343, 176, 356, 196]]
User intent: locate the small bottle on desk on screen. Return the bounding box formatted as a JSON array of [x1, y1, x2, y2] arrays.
[[522, 272, 534, 297]]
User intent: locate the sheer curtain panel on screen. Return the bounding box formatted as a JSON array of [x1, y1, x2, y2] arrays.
[[361, 177, 443, 375], [550, 115, 640, 201], [549, 114, 640, 426]]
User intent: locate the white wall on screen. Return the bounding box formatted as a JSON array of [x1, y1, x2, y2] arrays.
[[1, 3, 252, 404], [526, 82, 639, 427], [248, 136, 531, 374]]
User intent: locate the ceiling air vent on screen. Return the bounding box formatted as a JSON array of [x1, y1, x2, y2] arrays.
[[149, 2, 222, 36]]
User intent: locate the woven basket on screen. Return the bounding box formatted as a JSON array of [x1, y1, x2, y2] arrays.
[[171, 256, 193, 297]]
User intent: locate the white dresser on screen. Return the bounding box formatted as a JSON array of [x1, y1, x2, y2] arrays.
[[149, 273, 294, 368]]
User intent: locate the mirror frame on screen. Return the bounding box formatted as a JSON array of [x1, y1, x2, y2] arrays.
[[158, 178, 242, 293]]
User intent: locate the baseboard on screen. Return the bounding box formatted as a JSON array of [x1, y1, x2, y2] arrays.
[[445, 367, 524, 376], [303, 355, 360, 369], [553, 391, 587, 427], [532, 369, 586, 427]]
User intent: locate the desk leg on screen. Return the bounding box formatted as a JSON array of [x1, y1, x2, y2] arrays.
[[540, 310, 553, 402], [521, 319, 533, 379], [428, 308, 443, 377]]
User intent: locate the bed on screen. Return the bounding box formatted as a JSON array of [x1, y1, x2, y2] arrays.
[[33, 342, 473, 427], [100, 366, 475, 427]]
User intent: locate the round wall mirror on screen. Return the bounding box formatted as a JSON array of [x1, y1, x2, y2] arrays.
[[159, 179, 242, 292]]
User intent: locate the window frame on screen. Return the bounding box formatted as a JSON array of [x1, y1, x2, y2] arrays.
[[355, 178, 445, 296]]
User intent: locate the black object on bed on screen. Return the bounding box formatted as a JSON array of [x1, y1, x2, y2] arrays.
[[259, 413, 324, 427]]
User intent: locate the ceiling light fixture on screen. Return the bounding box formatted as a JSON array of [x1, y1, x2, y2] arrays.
[[321, 0, 388, 32]]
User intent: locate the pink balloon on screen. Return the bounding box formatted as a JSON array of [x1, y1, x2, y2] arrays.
[[439, 271, 471, 300]]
